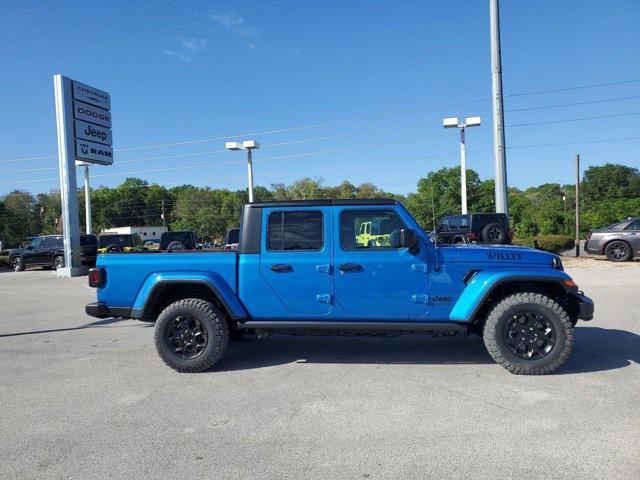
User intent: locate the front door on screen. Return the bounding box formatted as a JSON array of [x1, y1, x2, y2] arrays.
[[259, 207, 333, 317], [333, 207, 430, 320]]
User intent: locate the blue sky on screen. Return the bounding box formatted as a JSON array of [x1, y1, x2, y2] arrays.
[[0, 0, 639, 196]]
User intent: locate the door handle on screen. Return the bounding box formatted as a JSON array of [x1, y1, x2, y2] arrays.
[[339, 263, 363, 272], [270, 263, 293, 272]]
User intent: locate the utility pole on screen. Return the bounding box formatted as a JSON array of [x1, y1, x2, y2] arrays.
[[83, 165, 92, 234], [161, 199, 166, 228], [575, 154, 580, 257], [490, 0, 508, 215]]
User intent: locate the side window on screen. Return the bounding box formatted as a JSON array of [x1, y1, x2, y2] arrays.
[[55, 237, 63, 248], [41, 237, 56, 248], [459, 217, 469, 230], [341, 209, 407, 250], [625, 220, 640, 230], [267, 211, 323, 251], [28, 238, 42, 248]]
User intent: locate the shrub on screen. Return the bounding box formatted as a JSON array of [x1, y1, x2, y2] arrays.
[[0, 255, 10, 269], [513, 235, 575, 253]]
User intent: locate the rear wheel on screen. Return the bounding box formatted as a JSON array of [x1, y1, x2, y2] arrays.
[[605, 240, 632, 262], [53, 255, 64, 269], [481, 223, 507, 244], [12, 257, 25, 272], [483, 292, 573, 375], [166, 240, 186, 252], [154, 298, 229, 372]]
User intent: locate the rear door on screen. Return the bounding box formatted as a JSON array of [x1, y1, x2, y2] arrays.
[[259, 207, 333, 316]]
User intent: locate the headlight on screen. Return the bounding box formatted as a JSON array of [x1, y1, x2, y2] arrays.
[[551, 257, 563, 271]]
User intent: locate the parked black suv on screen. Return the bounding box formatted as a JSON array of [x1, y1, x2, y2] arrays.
[[10, 234, 98, 271], [436, 213, 511, 245]]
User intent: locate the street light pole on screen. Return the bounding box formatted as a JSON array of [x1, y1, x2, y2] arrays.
[[444, 116, 481, 215], [459, 127, 467, 214], [83, 165, 92, 234], [246, 148, 254, 203], [225, 140, 260, 203]]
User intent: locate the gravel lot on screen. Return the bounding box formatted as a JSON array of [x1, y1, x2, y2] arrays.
[[1, 260, 639, 479]]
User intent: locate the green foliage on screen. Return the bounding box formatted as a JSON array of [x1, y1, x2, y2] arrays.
[[1, 162, 639, 247], [513, 235, 575, 253]]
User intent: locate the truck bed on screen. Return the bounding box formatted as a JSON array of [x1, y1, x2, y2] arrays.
[[96, 252, 237, 307]]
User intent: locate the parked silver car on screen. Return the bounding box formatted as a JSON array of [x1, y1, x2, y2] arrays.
[[585, 218, 640, 261]]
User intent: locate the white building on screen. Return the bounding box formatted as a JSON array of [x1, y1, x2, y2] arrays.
[[100, 226, 167, 241]]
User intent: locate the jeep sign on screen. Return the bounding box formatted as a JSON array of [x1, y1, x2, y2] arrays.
[[74, 119, 112, 146], [75, 139, 113, 165]]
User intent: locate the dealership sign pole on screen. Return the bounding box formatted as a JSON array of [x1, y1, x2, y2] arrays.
[[53, 74, 113, 276]]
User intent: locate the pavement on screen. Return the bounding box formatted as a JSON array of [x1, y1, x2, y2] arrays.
[[0, 260, 639, 480]]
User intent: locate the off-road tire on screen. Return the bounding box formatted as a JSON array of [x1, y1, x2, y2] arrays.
[[53, 255, 64, 269], [481, 223, 507, 244], [483, 292, 573, 375], [166, 240, 186, 252], [12, 257, 25, 272], [154, 298, 229, 372], [604, 240, 632, 262]]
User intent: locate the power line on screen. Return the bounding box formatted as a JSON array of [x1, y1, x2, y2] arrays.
[[0, 0, 176, 46], [2, 79, 639, 164], [509, 111, 640, 128], [1, 0, 288, 71], [1, 0, 69, 21], [507, 78, 640, 97]]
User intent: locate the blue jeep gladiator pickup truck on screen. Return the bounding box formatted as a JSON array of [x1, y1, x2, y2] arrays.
[[86, 199, 593, 375]]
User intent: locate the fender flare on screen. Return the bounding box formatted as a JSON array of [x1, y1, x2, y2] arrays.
[[449, 269, 573, 322], [131, 271, 248, 320]]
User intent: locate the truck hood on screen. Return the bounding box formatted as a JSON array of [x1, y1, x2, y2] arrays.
[[437, 243, 558, 267]]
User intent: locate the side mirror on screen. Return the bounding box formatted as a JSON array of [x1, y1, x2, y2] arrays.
[[391, 228, 419, 251]]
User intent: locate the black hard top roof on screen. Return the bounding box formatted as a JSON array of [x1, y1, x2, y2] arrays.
[[247, 198, 398, 208]]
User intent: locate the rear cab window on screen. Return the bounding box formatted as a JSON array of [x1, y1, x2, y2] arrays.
[[267, 210, 323, 251]]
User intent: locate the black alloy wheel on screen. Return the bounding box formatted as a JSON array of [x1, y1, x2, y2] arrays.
[[483, 223, 506, 244], [503, 311, 556, 360], [166, 315, 208, 360]]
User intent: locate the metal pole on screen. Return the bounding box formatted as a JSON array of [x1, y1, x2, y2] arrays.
[[575, 154, 580, 257], [161, 199, 166, 228], [460, 126, 467, 214], [490, 0, 508, 215], [247, 148, 254, 203], [84, 165, 92, 234], [53, 74, 82, 275]]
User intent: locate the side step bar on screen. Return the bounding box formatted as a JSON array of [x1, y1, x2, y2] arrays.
[[239, 321, 467, 335]]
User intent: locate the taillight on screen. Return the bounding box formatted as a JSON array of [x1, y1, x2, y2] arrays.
[[468, 232, 477, 241], [88, 268, 105, 288]]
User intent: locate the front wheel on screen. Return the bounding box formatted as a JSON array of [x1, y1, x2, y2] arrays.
[[154, 298, 229, 372], [12, 257, 25, 272], [53, 255, 64, 269], [483, 292, 573, 375]]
